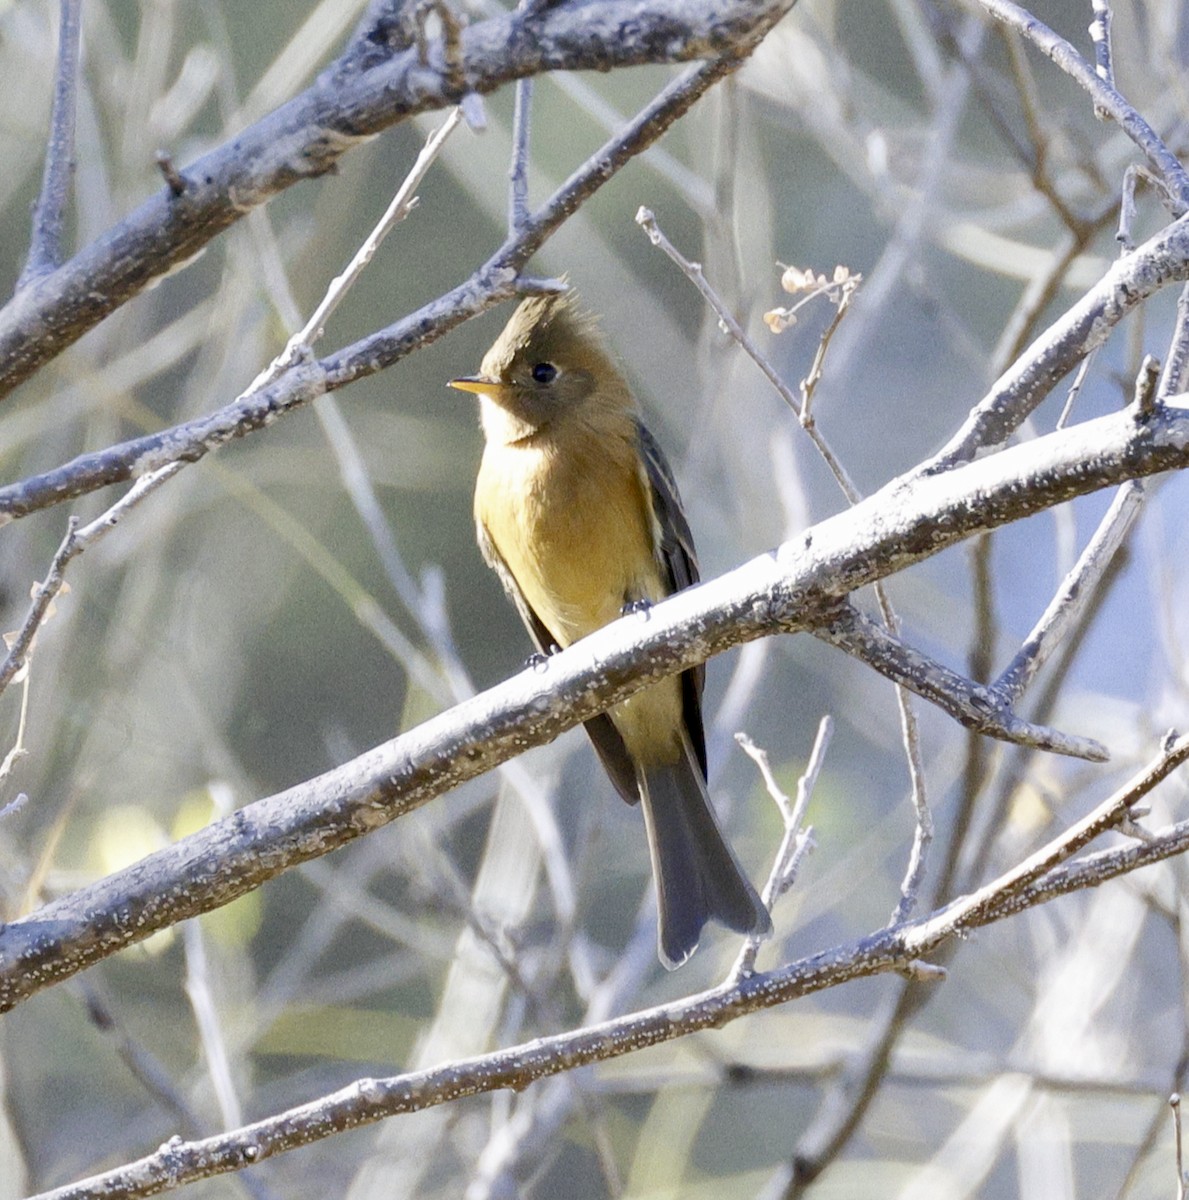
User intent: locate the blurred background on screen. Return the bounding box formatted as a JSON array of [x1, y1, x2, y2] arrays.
[[2, 0, 1189, 1196]]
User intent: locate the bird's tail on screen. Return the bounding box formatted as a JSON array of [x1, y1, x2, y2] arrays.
[[638, 749, 772, 970]]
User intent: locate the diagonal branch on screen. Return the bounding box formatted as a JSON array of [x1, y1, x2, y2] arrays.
[[919, 210, 1189, 473], [3, 401, 1189, 1012], [815, 603, 1108, 761], [973, 0, 1189, 208]]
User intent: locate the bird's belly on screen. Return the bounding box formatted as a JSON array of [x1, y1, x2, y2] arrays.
[[481, 445, 660, 646], [478, 440, 685, 765]]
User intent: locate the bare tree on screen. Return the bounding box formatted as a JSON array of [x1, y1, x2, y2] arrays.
[[1, 0, 1188, 1197]]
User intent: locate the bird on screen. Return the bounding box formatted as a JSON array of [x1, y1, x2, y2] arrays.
[[450, 291, 771, 969]]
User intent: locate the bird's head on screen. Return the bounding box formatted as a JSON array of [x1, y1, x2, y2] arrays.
[[450, 292, 630, 439]]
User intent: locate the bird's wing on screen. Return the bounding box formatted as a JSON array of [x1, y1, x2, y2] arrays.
[[637, 421, 708, 779], [477, 518, 640, 804]]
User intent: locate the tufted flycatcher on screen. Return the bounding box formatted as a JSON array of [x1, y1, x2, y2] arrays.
[[450, 292, 771, 969]]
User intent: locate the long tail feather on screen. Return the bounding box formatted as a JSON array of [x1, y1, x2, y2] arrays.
[[638, 749, 771, 970]]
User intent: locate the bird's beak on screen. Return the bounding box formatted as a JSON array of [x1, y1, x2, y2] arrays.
[[449, 375, 504, 398]]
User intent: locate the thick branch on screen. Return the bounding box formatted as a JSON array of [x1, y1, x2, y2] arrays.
[[0, 0, 794, 401], [29, 738, 1189, 1200], [2, 401, 1189, 1011]]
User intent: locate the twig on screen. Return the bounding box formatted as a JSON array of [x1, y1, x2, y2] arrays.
[[0, 463, 184, 700], [1118, 164, 1166, 251], [508, 74, 533, 235], [18, 0, 83, 287], [906, 733, 1189, 944], [1160, 285, 1189, 399], [919, 209, 1189, 473], [992, 480, 1145, 705], [1088, 0, 1114, 101], [77, 980, 205, 1136], [1176, 1092, 1186, 1200], [731, 717, 832, 978], [636, 206, 862, 502], [799, 281, 858, 419], [261, 106, 465, 387], [1055, 348, 1098, 429], [183, 919, 242, 1130]]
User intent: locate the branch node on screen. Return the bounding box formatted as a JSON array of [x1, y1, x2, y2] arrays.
[[155, 150, 188, 198], [896, 958, 946, 983], [460, 91, 487, 132], [1132, 353, 1162, 421]]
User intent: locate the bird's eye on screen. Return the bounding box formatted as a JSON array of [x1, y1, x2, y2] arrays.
[[530, 362, 558, 384]]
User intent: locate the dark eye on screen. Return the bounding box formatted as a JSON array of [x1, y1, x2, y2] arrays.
[[530, 362, 558, 384]]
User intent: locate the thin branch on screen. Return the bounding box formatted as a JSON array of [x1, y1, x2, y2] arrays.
[[1160, 284, 1189, 399], [263, 105, 465, 382], [919, 208, 1189, 473], [992, 479, 1145, 705], [906, 733, 1189, 944], [508, 73, 533, 234], [1088, 0, 1114, 97], [1176, 1093, 1186, 1200], [18, 0, 83, 287], [731, 717, 832, 978], [0, 462, 184, 698], [637, 206, 862, 501]]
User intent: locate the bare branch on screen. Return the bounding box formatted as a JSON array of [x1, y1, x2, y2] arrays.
[[992, 479, 1145, 705], [816, 604, 1108, 761], [0, 52, 758, 525], [17, 0, 83, 287], [28, 736, 1189, 1200], [920, 211, 1189, 472]]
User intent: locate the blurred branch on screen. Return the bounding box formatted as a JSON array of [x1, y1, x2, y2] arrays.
[[0, 0, 795, 401], [5, 400, 1189, 1010], [17, 0, 82, 287], [0, 462, 184, 698], [973, 0, 1189, 207], [29, 735, 1189, 1200]]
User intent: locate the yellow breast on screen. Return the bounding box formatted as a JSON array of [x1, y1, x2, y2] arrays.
[[476, 423, 663, 648]]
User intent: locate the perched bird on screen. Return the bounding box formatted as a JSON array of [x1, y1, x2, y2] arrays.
[[450, 292, 771, 968]]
